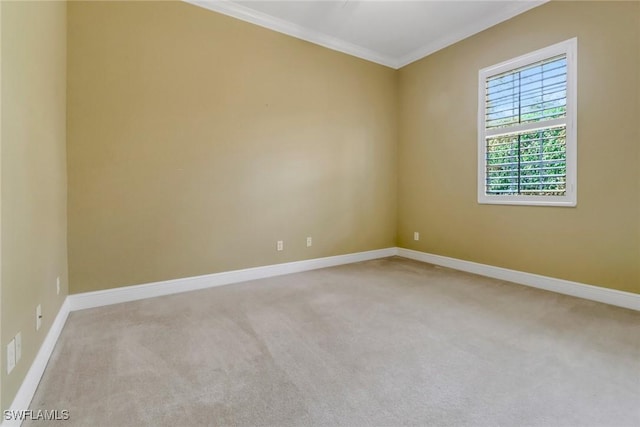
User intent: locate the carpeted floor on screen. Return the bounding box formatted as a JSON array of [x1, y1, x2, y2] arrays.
[[27, 257, 640, 426]]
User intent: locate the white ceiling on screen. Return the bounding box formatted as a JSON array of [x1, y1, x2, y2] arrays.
[[185, 0, 547, 69]]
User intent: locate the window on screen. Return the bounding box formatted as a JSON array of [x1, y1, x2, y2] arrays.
[[478, 38, 577, 206]]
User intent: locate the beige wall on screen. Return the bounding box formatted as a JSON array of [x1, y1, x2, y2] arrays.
[[0, 0, 638, 414], [67, 0, 640, 295], [1, 1, 68, 410], [0, 1, 3, 409], [67, 1, 397, 293], [398, 1, 640, 293]]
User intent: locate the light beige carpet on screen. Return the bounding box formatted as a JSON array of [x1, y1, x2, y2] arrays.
[[27, 257, 640, 426]]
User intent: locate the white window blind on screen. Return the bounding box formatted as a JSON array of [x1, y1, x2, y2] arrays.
[[478, 38, 577, 206]]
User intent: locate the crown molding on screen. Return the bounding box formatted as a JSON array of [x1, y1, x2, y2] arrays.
[[396, 0, 549, 68], [184, 0, 400, 69], [185, 0, 548, 70]]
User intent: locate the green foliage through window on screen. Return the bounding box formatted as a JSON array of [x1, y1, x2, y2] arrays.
[[483, 55, 568, 197], [486, 127, 566, 195]]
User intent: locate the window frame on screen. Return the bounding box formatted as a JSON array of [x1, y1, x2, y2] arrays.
[[477, 38, 578, 207]]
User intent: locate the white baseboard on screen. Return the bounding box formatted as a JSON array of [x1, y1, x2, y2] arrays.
[[4, 245, 637, 426], [2, 299, 71, 427], [68, 247, 398, 311], [1, 248, 396, 426], [397, 248, 640, 311]]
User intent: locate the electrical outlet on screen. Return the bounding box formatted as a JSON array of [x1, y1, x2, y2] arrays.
[[56, 276, 60, 295], [7, 339, 16, 374], [276, 240, 284, 251], [36, 304, 42, 331], [15, 332, 22, 363], [414, 232, 420, 241], [306, 237, 312, 247]]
